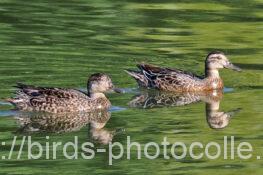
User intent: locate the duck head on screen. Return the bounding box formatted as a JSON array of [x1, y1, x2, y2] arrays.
[[87, 73, 121, 96], [205, 51, 241, 77]]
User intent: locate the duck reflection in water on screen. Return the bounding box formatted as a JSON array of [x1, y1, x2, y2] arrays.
[[129, 90, 241, 129], [14, 110, 123, 144]]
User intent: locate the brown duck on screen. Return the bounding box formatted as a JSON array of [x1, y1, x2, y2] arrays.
[[125, 51, 241, 92], [6, 73, 120, 113]]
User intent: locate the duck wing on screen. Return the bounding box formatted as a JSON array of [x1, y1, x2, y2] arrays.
[[9, 83, 89, 111], [15, 83, 88, 99], [138, 64, 203, 91]]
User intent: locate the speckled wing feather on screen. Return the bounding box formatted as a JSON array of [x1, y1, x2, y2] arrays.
[[138, 64, 203, 91], [15, 83, 88, 99], [10, 83, 95, 113]]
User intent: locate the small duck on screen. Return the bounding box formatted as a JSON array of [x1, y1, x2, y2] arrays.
[[6, 73, 120, 113], [125, 51, 241, 92]]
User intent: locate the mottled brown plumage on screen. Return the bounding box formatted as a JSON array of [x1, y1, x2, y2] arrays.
[[125, 51, 241, 92], [7, 73, 120, 113]]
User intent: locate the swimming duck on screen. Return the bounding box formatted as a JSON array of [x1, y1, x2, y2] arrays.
[[125, 51, 241, 92], [6, 73, 120, 113]]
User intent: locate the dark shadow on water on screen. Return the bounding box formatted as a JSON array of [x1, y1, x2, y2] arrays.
[[0, 99, 126, 145], [13, 110, 124, 145], [129, 89, 242, 129]]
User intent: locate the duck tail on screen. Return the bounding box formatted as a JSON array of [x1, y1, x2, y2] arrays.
[[4, 97, 29, 110], [4, 98, 22, 105], [4, 98, 13, 104], [124, 69, 149, 87], [125, 69, 142, 79], [5, 88, 30, 108]]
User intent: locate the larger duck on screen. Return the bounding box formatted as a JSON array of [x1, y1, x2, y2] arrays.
[[125, 51, 241, 92], [7, 73, 120, 113]]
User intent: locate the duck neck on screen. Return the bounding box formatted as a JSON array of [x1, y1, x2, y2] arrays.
[[88, 91, 106, 99], [205, 69, 220, 78]]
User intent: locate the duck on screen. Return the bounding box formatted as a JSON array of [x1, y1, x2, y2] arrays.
[[6, 73, 121, 113], [125, 51, 241, 92]]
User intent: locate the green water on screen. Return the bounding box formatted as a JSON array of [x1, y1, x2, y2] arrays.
[[0, 0, 263, 174]]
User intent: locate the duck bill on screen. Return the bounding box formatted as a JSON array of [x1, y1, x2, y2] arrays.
[[113, 88, 122, 93], [108, 87, 122, 93], [224, 62, 242, 72]]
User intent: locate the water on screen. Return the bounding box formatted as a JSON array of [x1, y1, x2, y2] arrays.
[[0, 0, 263, 174]]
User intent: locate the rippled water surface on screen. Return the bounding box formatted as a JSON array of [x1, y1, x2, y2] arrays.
[[0, 0, 263, 174]]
